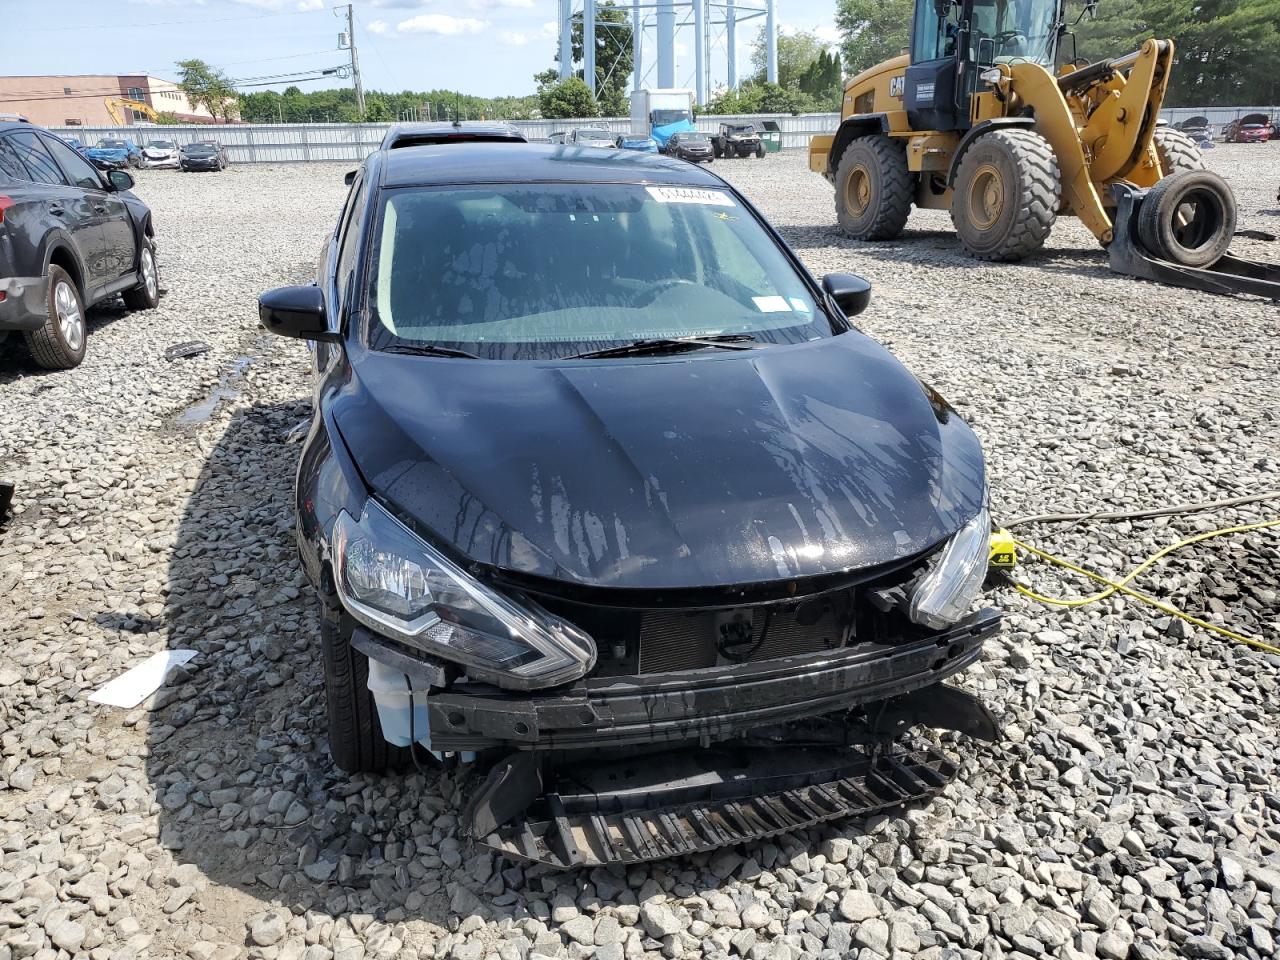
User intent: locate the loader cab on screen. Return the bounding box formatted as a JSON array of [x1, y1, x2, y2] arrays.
[[905, 0, 1064, 132]]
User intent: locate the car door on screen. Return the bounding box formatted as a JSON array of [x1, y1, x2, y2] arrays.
[[42, 133, 135, 282], [7, 131, 110, 292]]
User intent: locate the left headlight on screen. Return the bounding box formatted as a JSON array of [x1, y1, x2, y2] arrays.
[[907, 507, 991, 630], [332, 500, 596, 690]]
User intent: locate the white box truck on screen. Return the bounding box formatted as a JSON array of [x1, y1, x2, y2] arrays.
[[630, 89, 696, 151]]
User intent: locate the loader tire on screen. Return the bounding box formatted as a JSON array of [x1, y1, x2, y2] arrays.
[[1136, 170, 1235, 268], [321, 601, 411, 775], [834, 136, 913, 240], [951, 129, 1059, 261], [1152, 127, 1206, 177]]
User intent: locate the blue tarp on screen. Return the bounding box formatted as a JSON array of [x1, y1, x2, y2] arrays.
[[650, 118, 696, 149]]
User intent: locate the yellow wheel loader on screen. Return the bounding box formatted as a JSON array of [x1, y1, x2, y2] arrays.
[[809, 0, 1280, 298]]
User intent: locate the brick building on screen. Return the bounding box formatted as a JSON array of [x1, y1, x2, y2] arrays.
[[0, 74, 231, 127]]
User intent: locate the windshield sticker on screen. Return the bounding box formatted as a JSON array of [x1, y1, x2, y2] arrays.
[[752, 295, 791, 313], [645, 186, 736, 207], [788, 297, 812, 313]]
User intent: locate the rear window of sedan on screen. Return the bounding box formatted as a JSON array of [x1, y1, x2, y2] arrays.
[[366, 182, 833, 361]]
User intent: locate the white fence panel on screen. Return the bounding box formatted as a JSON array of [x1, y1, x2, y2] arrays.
[[50, 105, 1273, 165], [50, 114, 842, 164]]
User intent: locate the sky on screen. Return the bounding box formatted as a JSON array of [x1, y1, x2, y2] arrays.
[[3, 0, 841, 100]]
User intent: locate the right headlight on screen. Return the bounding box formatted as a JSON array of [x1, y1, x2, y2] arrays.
[[332, 500, 596, 690], [907, 507, 991, 630]]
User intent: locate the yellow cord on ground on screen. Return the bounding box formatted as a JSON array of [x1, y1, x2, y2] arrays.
[[1010, 521, 1280, 657]]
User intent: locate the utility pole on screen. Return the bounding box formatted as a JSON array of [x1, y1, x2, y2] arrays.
[[337, 4, 366, 117]]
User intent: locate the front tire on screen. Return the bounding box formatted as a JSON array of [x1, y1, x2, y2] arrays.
[[321, 602, 410, 774], [755, 144, 765, 159], [834, 135, 913, 240], [1152, 127, 1206, 177], [950, 128, 1059, 261], [24, 265, 87, 370], [122, 243, 160, 311]]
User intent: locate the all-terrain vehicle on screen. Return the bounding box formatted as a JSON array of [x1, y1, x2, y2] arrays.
[[714, 122, 766, 159]]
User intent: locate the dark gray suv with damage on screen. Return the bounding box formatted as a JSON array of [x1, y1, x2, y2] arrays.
[[0, 119, 159, 369]]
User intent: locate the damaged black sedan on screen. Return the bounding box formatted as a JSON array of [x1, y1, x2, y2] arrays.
[[259, 143, 1000, 868]]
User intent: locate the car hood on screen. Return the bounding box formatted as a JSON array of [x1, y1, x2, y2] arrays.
[[333, 334, 987, 591], [88, 148, 127, 157]]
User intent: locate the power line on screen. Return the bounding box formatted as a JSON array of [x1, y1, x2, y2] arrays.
[[0, 68, 348, 105]]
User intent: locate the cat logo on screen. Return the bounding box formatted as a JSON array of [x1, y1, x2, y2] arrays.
[[889, 75, 905, 98]]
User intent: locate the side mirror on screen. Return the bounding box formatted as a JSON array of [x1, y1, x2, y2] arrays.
[[259, 285, 336, 341], [932, 0, 950, 16], [822, 273, 872, 317], [344, 169, 356, 186], [107, 170, 134, 192]]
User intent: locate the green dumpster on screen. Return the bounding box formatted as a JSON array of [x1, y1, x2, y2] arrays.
[[760, 120, 783, 153]]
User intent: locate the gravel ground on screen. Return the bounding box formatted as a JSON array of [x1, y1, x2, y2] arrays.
[[1, 145, 1278, 960]]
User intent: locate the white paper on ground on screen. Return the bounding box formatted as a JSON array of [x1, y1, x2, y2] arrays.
[[88, 650, 198, 709]]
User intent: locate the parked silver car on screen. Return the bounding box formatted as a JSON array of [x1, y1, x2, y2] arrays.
[[140, 139, 180, 169]]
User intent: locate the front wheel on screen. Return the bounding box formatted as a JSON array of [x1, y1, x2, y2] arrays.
[[1152, 127, 1206, 178], [24, 265, 87, 369], [321, 602, 410, 774], [755, 145, 766, 159], [122, 243, 160, 311], [950, 128, 1059, 261]]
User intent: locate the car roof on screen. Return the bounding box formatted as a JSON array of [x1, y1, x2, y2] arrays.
[[379, 142, 726, 188]]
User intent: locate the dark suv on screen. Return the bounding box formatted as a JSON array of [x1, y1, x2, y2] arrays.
[[0, 120, 159, 369]]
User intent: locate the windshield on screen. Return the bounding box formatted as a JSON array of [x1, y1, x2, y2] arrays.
[[652, 109, 691, 126], [685, 134, 711, 142], [184, 145, 216, 155], [727, 125, 756, 134], [367, 183, 832, 361], [969, 0, 1058, 67], [576, 130, 614, 141], [98, 140, 127, 149], [146, 141, 175, 149]]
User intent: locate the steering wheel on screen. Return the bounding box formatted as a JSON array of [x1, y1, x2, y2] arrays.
[[994, 29, 1027, 49], [634, 278, 696, 306]]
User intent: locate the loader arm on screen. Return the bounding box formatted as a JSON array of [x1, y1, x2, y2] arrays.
[[1078, 38, 1174, 184], [1006, 62, 1114, 244]]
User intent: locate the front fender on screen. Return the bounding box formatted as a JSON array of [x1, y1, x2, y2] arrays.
[[295, 376, 370, 594]]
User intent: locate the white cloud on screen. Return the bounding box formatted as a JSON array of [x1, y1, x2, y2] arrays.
[[396, 13, 487, 35], [473, 0, 534, 7], [499, 30, 528, 46], [538, 21, 558, 39], [367, 18, 390, 33], [813, 24, 842, 47]]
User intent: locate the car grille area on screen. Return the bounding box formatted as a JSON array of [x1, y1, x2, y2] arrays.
[[637, 605, 844, 673]]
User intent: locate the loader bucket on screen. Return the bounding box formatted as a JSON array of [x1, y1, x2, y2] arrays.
[[1108, 182, 1280, 300]]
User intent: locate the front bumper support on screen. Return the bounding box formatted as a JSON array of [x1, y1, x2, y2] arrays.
[[423, 608, 1000, 751], [472, 736, 960, 868]]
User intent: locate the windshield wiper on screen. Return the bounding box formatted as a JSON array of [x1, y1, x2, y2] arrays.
[[568, 334, 759, 360], [381, 343, 481, 359]]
